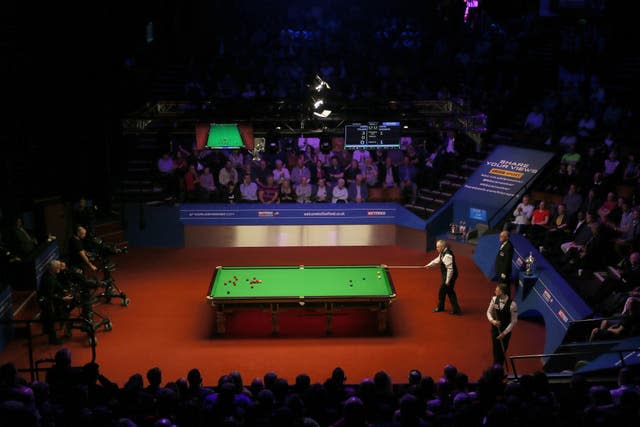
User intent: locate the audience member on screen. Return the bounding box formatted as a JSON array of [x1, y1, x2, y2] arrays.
[[315, 178, 330, 203], [295, 176, 313, 203], [348, 175, 368, 203], [199, 167, 218, 201], [504, 194, 534, 234], [279, 179, 295, 203], [239, 174, 258, 202], [332, 179, 349, 204], [258, 175, 280, 204]]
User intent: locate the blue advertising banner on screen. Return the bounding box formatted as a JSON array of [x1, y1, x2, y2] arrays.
[[179, 203, 426, 229], [452, 145, 555, 227]]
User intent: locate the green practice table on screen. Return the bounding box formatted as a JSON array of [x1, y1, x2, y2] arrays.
[[206, 265, 396, 335]]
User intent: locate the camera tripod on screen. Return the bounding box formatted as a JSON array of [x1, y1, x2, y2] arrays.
[[95, 262, 130, 307]]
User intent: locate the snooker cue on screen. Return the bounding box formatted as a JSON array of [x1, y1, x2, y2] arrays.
[[383, 265, 426, 269]]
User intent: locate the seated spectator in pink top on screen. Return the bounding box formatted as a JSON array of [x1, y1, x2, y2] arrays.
[[258, 174, 279, 204], [530, 200, 550, 247], [531, 201, 550, 227], [184, 165, 200, 201], [598, 192, 618, 223]]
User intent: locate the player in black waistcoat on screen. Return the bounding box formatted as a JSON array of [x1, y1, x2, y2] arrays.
[[486, 283, 518, 366], [425, 240, 462, 315], [494, 231, 514, 285]]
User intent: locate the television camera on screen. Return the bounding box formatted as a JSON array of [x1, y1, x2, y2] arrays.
[[55, 264, 113, 340], [86, 237, 130, 307]]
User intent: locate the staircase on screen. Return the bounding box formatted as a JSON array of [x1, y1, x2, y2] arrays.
[[115, 135, 164, 203], [405, 153, 487, 219]]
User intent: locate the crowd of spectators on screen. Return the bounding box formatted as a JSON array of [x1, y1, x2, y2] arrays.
[[155, 133, 470, 206], [2, 351, 639, 427]]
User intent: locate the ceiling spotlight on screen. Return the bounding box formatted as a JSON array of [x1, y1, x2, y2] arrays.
[[403, 125, 408, 129], [314, 75, 331, 92], [313, 110, 332, 118]]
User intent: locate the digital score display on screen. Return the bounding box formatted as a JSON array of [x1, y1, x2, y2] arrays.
[[344, 121, 401, 150]]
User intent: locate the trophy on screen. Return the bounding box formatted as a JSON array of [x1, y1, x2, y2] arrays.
[[450, 223, 458, 236], [524, 251, 536, 275], [458, 220, 467, 240], [251, 138, 266, 161]]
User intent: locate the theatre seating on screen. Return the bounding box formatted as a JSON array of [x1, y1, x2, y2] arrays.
[[368, 187, 402, 202]]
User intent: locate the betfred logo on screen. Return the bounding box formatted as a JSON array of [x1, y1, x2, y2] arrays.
[[542, 290, 553, 303], [367, 211, 386, 216], [558, 310, 568, 323], [258, 211, 279, 217]]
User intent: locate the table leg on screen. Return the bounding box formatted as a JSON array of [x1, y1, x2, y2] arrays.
[[215, 309, 226, 334], [377, 304, 388, 334], [271, 304, 279, 335], [326, 303, 333, 335]]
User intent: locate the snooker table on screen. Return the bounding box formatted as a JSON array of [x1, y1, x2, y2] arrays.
[[206, 265, 396, 335]]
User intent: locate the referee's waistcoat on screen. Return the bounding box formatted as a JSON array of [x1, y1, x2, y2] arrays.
[[494, 297, 512, 334], [439, 247, 458, 281]]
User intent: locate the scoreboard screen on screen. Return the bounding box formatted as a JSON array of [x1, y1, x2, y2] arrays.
[[344, 122, 401, 150]]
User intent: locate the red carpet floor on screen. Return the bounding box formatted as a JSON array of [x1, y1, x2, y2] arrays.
[[1, 246, 545, 385]]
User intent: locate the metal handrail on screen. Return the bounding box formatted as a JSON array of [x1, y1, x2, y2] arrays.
[[0, 317, 97, 382], [508, 347, 639, 380]]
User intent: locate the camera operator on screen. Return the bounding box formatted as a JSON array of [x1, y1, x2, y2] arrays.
[[69, 225, 97, 273], [72, 197, 98, 234], [38, 260, 73, 344]]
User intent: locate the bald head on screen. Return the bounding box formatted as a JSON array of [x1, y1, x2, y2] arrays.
[[499, 231, 509, 242]]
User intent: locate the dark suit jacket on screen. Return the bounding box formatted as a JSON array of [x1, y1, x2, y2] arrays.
[[347, 182, 368, 202], [495, 240, 514, 282]]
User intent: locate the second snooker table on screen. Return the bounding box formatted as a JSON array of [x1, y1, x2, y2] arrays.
[[206, 265, 396, 335]]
